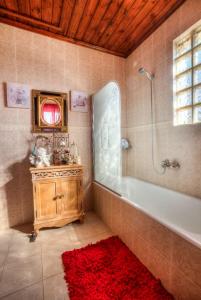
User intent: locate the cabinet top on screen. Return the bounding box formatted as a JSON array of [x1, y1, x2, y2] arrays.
[[30, 164, 83, 174]]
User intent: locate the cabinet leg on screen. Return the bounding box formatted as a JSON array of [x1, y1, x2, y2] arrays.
[[29, 230, 38, 242], [79, 214, 85, 224]]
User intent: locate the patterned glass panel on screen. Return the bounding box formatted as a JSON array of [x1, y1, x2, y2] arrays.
[[194, 66, 201, 85], [176, 71, 192, 91], [193, 45, 201, 66], [176, 89, 192, 108], [177, 109, 192, 125], [175, 53, 191, 75], [175, 36, 191, 58], [193, 28, 201, 47], [193, 106, 201, 123], [193, 86, 201, 104]]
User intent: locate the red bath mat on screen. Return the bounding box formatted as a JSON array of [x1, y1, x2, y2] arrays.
[[62, 236, 173, 300]]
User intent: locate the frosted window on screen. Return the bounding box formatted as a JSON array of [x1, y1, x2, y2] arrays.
[[173, 20, 201, 125], [177, 109, 192, 125], [175, 36, 191, 57], [193, 28, 201, 47], [176, 89, 192, 108], [193, 86, 201, 104], [175, 53, 191, 75], [193, 45, 201, 66], [176, 71, 192, 91], [194, 106, 201, 122], [194, 66, 201, 85]]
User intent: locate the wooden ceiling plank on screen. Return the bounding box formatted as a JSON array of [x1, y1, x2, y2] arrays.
[[41, 0, 53, 23], [18, 0, 30, 15], [89, 0, 124, 45], [106, 0, 153, 50], [51, 0, 62, 26], [97, 0, 136, 47], [126, 0, 185, 56], [0, 0, 186, 57], [82, 0, 112, 43], [4, 0, 18, 11], [30, 0, 41, 19], [75, 0, 99, 40], [0, 0, 6, 8], [67, 0, 88, 38], [115, 0, 162, 52], [59, 0, 76, 35], [119, 0, 178, 53], [0, 15, 125, 57], [0, 7, 61, 30]]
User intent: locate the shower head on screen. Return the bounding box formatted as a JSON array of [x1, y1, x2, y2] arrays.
[[138, 67, 154, 80]]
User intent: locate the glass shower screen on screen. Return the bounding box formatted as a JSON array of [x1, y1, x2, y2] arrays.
[[92, 81, 121, 192]]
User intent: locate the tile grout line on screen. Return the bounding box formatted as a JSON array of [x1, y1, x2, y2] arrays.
[[0, 231, 15, 282], [0, 279, 43, 300], [40, 241, 45, 300]]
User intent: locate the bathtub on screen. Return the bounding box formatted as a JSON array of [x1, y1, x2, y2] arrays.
[[93, 177, 201, 298], [97, 176, 201, 249]]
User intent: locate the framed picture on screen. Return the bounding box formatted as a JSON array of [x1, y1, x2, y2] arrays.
[[7, 82, 30, 108], [70, 90, 89, 112]]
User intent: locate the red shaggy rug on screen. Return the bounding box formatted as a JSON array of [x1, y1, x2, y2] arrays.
[[62, 236, 174, 300]]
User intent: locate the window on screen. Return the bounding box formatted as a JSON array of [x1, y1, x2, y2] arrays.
[[173, 22, 201, 125]]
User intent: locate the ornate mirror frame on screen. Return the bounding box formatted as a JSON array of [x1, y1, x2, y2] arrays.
[[32, 90, 68, 132]]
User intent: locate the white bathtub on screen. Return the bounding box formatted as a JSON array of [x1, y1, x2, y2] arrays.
[[98, 176, 201, 249]]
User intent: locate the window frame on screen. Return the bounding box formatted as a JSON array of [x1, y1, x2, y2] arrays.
[[173, 20, 201, 126]]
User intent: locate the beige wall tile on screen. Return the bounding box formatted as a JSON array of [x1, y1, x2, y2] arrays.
[[125, 0, 201, 199], [0, 23, 126, 229], [171, 232, 201, 288], [169, 266, 201, 300]]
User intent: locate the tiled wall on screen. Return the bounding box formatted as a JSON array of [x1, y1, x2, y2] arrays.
[[125, 0, 201, 199], [0, 23, 126, 229], [93, 182, 201, 300]]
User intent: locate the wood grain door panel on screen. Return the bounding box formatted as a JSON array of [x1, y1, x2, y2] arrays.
[[59, 179, 79, 216], [35, 180, 58, 220]]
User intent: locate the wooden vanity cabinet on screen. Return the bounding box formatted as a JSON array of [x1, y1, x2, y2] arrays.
[[30, 165, 85, 234]]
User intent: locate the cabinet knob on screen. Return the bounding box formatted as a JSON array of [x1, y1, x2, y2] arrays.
[[53, 194, 64, 200]]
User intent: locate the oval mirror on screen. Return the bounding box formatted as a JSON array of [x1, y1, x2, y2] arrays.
[[41, 99, 61, 126]]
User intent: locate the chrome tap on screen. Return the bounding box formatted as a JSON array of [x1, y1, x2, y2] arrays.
[[161, 159, 180, 169]]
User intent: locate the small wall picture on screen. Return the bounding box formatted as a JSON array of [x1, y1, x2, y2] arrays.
[[70, 90, 89, 113], [7, 82, 30, 108]]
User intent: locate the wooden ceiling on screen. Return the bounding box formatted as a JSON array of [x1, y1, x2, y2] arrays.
[[0, 0, 186, 58]]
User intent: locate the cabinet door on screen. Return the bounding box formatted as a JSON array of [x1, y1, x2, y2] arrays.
[[59, 179, 80, 217], [35, 181, 58, 220]]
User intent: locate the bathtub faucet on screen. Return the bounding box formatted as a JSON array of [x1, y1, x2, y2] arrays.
[[161, 159, 180, 170]]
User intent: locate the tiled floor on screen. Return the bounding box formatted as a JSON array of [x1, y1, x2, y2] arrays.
[[0, 212, 113, 300]]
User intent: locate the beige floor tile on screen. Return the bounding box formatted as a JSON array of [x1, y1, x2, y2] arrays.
[[70, 220, 110, 241], [0, 266, 3, 281], [42, 248, 64, 279], [0, 282, 43, 300], [0, 251, 7, 269], [0, 255, 43, 298], [43, 274, 69, 300], [0, 212, 113, 299], [79, 231, 113, 246], [0, 231, 13, 267], [6, 243, 41, 265]]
